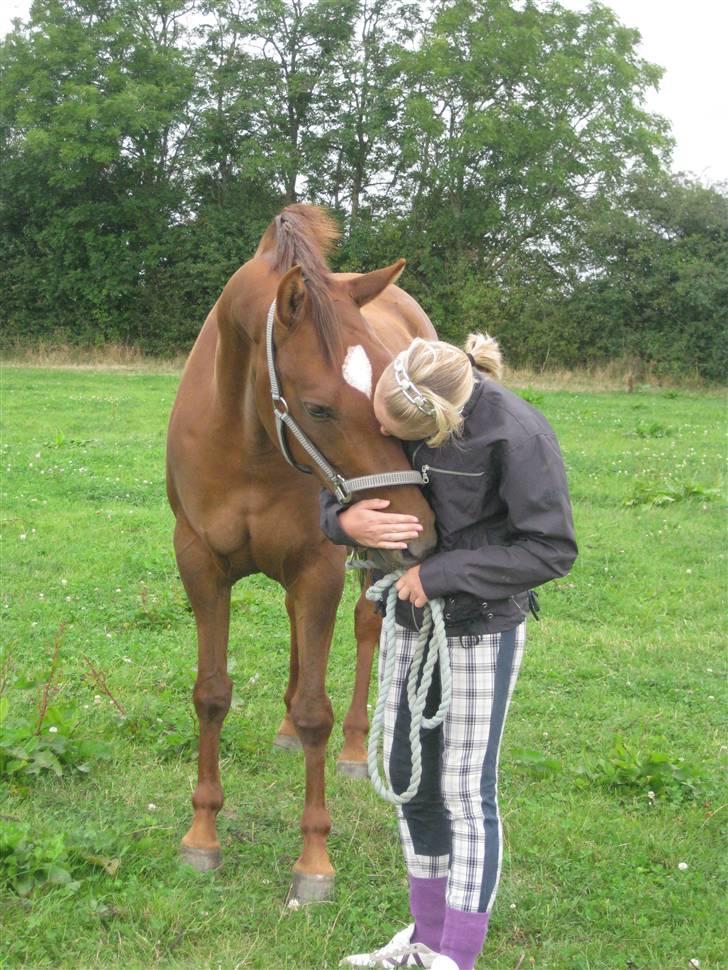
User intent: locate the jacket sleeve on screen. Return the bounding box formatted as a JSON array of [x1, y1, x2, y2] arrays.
[[319, 488, 355, 546], [419, 432, 577, 601]]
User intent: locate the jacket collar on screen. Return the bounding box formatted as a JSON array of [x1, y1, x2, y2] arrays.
[[462, 374, 485, 420]]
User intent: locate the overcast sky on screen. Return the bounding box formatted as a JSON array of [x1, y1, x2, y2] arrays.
[[2, 0, 726, 185]]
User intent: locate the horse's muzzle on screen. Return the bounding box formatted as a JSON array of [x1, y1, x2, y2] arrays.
[[362, 534, 437, 574]]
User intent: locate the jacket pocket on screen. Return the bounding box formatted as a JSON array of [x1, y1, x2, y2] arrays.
[[419, 463, 487, 485]]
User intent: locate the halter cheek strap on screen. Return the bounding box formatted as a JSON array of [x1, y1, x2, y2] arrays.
[[265, 301, 425, 505]]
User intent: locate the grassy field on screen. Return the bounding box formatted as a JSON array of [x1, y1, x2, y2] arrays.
[[1, 365, 726, 970]]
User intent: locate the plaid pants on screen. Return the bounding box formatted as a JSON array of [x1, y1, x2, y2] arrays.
[[381, 621, 526, 914]]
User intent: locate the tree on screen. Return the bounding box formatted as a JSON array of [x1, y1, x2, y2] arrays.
[[565, 173, 728, 379], [385, 0, 670, 343], [2, 0, 723, 378], [0, 0, 197, 348], [235, 0, 358, 203]]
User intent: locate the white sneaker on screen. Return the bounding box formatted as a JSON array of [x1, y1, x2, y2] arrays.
[[339, 923, 439, 968], [430, 958, 459, 970]]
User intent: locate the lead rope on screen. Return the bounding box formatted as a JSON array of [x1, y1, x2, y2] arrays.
[[366, 572, 452, 804]]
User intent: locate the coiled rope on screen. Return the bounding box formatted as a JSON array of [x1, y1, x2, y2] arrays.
[[366, 572, 452, 804]]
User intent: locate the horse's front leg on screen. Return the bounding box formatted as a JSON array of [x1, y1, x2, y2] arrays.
[[287, 564, 343, 903], [175, 521, 233, 872], [337, 580, 381, 778]]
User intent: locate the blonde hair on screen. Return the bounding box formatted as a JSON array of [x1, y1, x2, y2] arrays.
[[379, 332, 503, 447]]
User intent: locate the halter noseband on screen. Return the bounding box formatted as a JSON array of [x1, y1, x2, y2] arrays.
[[265, 300, 425, 505]]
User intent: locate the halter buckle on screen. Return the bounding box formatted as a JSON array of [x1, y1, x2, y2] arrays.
[[273, 396, 289, 418], [332, 475, 352, 505]]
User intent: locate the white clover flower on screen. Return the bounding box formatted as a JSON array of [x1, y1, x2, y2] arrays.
[[94, 695, 102, 704], [678, 862, 688, 871], [19, 534, 27, 540], [647, 791, 656, 801], [147, 803, 157, 812], [48, 726, 58, 734]]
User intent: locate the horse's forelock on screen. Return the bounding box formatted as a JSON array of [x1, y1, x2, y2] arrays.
[[272, 206, 341, 364]]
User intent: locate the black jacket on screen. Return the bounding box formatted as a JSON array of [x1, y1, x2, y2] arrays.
[[319, 375, 578, 634]]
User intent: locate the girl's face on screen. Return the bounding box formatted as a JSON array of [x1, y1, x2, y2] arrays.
[[372, 376, 424, 440]]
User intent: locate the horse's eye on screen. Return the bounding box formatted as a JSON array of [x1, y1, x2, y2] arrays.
[[304, 403, 334, 421]]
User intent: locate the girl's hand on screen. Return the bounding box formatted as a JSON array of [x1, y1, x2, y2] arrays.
[[396, 565, 428, 608], [338, 498, 423, 549]]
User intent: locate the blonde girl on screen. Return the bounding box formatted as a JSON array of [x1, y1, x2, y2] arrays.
[[321, 334, 577, 970]]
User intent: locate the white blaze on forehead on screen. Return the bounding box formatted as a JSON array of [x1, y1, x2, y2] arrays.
[[342, 345, 372, 399]]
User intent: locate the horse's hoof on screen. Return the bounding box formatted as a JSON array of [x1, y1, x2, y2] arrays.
[[179, 844, 222, 872], [288, 871, 335, 905], [336, 759, 369, 779], [273, 732, 302, 752]]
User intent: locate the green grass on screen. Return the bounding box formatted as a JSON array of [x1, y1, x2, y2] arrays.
[[1, 366, 726, 969]]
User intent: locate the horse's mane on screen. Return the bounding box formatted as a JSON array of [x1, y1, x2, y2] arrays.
[[267, 204, 341, 363]]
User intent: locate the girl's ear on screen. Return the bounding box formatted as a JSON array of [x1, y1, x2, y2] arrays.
[[275, 265, 307, 328], [349, 259, 406, 307]]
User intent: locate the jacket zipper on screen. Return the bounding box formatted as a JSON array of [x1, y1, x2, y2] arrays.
[[420, 463, 486, 485]]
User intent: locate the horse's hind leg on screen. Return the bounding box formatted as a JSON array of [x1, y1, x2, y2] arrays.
[[273, 592, 303, 752], [174, 521, 232, 872], [337, 584, 381, 778]]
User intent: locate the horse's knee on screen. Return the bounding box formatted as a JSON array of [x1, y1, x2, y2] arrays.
[[290, 695, 334, 746], [193, 674, 233, 723]]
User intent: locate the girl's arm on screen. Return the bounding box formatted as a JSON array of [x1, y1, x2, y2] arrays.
[[319, 491, 422, 550]]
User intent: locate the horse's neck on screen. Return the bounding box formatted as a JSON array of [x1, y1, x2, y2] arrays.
[[213, 280, 274, 456], [214, 309, 254, 414]]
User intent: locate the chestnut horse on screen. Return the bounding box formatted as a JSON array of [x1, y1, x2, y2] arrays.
[[166, 204, 437, 902]]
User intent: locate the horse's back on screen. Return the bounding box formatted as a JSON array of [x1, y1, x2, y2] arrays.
[[334, 274, 437, 346]]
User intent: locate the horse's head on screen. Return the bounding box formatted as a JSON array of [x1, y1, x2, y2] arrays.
[[265, 260, 437, 567]]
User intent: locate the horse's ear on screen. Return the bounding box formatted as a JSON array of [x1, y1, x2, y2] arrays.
[[275, 265, 307, 329], [349, 259, 406, 307]]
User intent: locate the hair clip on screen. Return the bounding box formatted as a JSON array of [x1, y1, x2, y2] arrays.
[[393, 354, 436, 416]]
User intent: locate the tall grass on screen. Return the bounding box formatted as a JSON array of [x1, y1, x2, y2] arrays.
[[2, 345, 720, 391]]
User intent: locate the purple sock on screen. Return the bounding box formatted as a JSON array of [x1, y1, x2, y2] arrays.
[[408, 875, 448, 951], [439, 907, 490, 970]]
